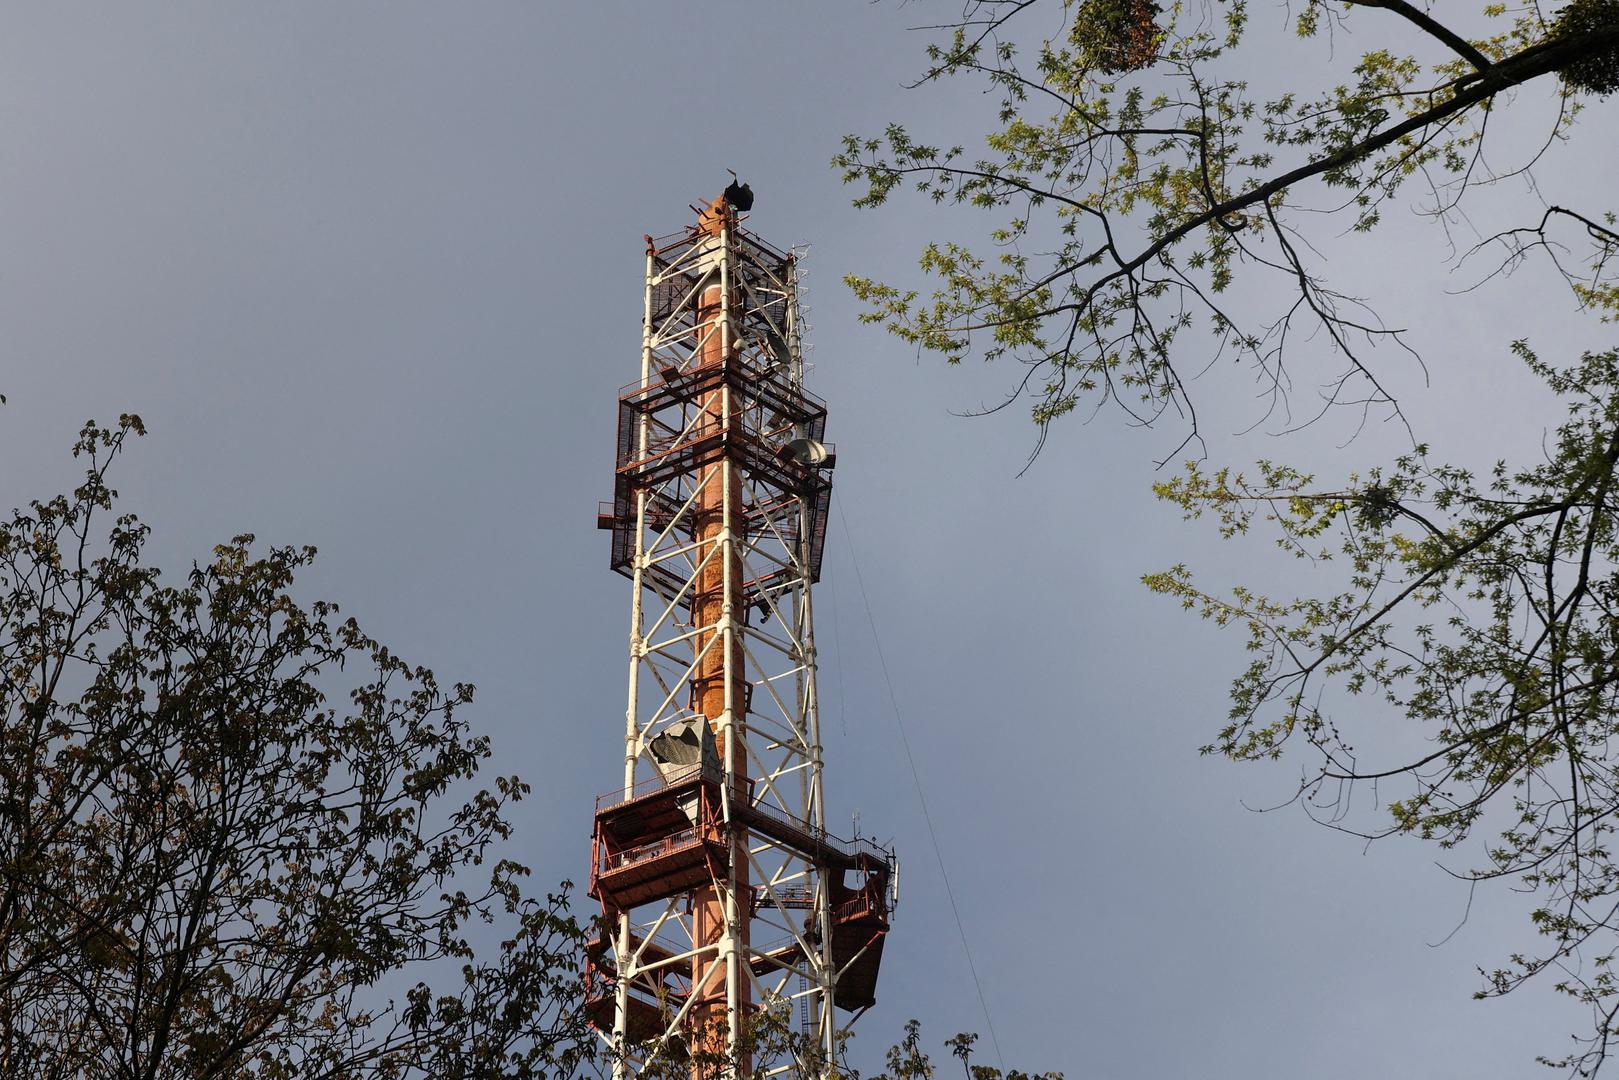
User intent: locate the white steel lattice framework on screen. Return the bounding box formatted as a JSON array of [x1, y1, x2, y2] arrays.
[[588, 197, 894, 1079]]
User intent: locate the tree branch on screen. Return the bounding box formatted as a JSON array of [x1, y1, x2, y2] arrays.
[[1348, 0, 1493, 70]]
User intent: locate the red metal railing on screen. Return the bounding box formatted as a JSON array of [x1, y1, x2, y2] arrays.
[[598, 826, 706, 875], [595, 765, 720, 813], [595, 771, 892, 864], [833, 890, 886, 924]]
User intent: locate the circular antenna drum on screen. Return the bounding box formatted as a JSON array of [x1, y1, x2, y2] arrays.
[[782, 438, 829, 466]]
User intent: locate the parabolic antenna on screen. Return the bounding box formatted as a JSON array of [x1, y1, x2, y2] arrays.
[[646, 717, 717, 783], [778, 437, 835, 469]]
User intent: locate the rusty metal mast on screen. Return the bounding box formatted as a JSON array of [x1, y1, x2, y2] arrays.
[[588, 193, 895, 1078]]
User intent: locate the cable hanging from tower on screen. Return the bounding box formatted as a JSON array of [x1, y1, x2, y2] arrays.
[[835, 495, 1005, 1070]]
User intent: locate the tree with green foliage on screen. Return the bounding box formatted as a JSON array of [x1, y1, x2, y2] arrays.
[[838, 1, 1619, 1072], [837, 0, 1619, 452], [0, 417, 596, 1079]]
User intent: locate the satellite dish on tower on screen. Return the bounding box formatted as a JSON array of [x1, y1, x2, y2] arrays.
[[646, 717, 717, 783], [776, 438, 836, 470]]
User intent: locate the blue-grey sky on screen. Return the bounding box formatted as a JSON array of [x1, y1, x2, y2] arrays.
[[1, 3, 1609, 1076]]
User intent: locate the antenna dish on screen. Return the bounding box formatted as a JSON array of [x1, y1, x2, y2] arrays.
[[776, 438, 836, 470], [646, 717, 717, 783]]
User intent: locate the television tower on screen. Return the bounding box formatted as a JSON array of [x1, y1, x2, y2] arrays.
[[589, 190, 895, 1078]]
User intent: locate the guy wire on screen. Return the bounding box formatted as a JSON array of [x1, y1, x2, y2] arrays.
[[834, 495, 1005, 1070]]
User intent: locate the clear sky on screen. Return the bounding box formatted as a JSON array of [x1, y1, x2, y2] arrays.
[[1, 3, 1610, 1076]]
